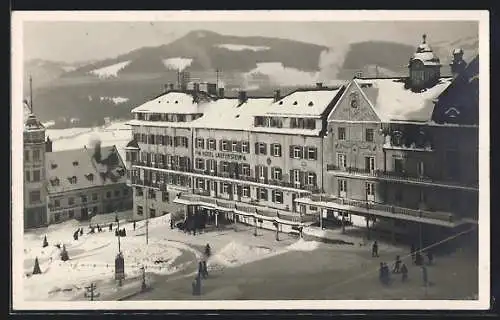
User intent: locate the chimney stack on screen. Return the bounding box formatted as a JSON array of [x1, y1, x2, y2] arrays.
[[163, 84, 169, 93], [45, 136, 52, 153], [273, 89, 281, 102], [238, 90, 247, 104], [316, 82, 323, 89], [218, 87, 225, 98], [450, 48, 466, 78], [169, 83, 175, 91]]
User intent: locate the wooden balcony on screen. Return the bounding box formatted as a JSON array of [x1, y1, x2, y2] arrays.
[[326, 165, 478, 191], [175, 193, 305, 224], [298, 194, 471, 227]]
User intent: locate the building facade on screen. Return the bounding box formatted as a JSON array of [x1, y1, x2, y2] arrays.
[[45, 144, 133, 224], [125, 82, 345, 226], [296, 36, 479, 244], [125, 35, 479, 243]]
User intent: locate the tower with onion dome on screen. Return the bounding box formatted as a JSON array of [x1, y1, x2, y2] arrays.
[[23, 76, 48, 228], [407, 34, 442, 91]]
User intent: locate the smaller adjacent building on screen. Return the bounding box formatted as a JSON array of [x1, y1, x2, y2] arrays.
[[45, 143, 132, 223]]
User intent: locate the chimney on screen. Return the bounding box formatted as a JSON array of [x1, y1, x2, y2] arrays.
[[273, 89, 281, 102], [238, 90, 247, 104], [45, 136, 52, 153], [193, 82, 200, 93], [218, 87, 225, 98], [169, 83, 175, 91], [163, 84, 169, 93], [450, 48, 466, 78], [94, 140, 102, 163], [316, 82, 323, 89]]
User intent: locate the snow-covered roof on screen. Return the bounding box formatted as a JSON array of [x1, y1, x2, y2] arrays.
[[46, 145, 127, 194], [266, 88, 342, 117], [354, 77, 452, 122], [131, 91, 207, 114], [191, 98, 274, 130]]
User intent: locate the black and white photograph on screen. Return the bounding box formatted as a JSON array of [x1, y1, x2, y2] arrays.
[[11, 10, 490, 310]]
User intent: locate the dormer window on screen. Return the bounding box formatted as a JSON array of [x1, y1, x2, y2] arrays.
[[308, 101, 314, 107], [68, 176, 77, 184], [72, 161, 79, 166], [50, 178, 60, 187], [51, 163, 58, 169], [445, 107, 460, 119], [86, 173, 94, 182], [349, 92, 359, 108], [279, 101, 283, 105], [293, 101, 298, 105]]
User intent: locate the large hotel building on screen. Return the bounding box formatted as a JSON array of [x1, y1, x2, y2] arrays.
[[125, 36, 479, 243]]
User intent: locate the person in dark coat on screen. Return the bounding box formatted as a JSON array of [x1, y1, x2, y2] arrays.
[[198, 261, 204, 278], [401, 263, 408, 282], [372, 241, 379, 257], [393, 255, 402, 273], [415, 250, 423, 266], [109, 223, 113, 231], [115, 229, 119, 237], [411, 243, 416, 261], [202, 260, 208, 278], [133, 221, 136, 231], [382, 263, 390, 285], [80, 228, 83, 236], [122, 228, 126, 237], [170, 219, 174, 229], [426, 250, 434, 265]]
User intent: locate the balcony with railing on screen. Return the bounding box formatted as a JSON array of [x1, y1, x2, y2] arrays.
[[325, 165, 478, 191], [297, 194, 470, 227], [175, 193, 305, 224]]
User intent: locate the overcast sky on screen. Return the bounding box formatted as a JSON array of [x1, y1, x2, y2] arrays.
[[23, 21, 478, 63]]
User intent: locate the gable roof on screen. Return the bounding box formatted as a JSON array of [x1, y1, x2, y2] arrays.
[[354, 77, 452, 122], [45, 145, 127, 194]]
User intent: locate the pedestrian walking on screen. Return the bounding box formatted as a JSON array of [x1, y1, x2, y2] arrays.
[[80, 228, 83, 236], [415, 250, 423, 266], [426, 250, 434, 265], [422, 265, 428, 287], [401, 263, 408, 282], [198, 261, 204, 278], [372, 240, 379, 257], [393, 255, 401, 273], [382, 262, 390, 285], [133, 221, 136, 231], [170, 219, 174, 229], [202, 260, 208, 278]]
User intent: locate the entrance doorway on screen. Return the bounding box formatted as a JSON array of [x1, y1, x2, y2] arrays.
[[81, 207, 89, 220]]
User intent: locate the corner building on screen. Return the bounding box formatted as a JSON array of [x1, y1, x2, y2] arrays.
[[296, 36, 479, 245], [125, 83, 345, 226]]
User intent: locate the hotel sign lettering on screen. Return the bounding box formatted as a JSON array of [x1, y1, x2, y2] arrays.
[[195, 150, 246, 161]]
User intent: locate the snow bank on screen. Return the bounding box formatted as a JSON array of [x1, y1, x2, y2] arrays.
[[88, 61, 131, 79], [210, 241, 272, 268], [100, 96, 130, 105], [244, 62, 319, 86], [287, 239, 321, 252], [162, 58, 193, 72], [42, 120, 55, 128], [216, 44, 270, 52]]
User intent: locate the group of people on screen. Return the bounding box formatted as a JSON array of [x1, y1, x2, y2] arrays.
[[72, 228, 84, 240], [192, 243, 212, 296], [373, 241, 434, 286]]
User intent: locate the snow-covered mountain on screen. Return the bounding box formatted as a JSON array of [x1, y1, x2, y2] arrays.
[[24, 30, 478, 128]]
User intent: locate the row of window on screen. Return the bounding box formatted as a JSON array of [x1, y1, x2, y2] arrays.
[[254, 116, 316, 130], [336, 179, 427, 203], [135, 187, 170, 202], [135, 112, 202, 122], [24, 149, 42, 162], [194, 179, 285, 204], [138, 153, 191, 168], [25, 169, 42, 183], [335, 153, 426, 177], [337, 127, 375, 142], [134, 133, 189, 148], [50, 188, 130, 207], [136, 206, 169, 217]]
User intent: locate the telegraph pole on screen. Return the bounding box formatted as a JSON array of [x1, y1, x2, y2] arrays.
[[84, 283, 100, 301]]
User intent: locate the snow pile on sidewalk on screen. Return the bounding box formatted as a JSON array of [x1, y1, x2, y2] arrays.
[[286, 238, 321, 252], [210, 241, 273, 268]]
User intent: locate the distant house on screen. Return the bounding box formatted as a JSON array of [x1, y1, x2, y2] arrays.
[[45, 144, 132, 223]]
